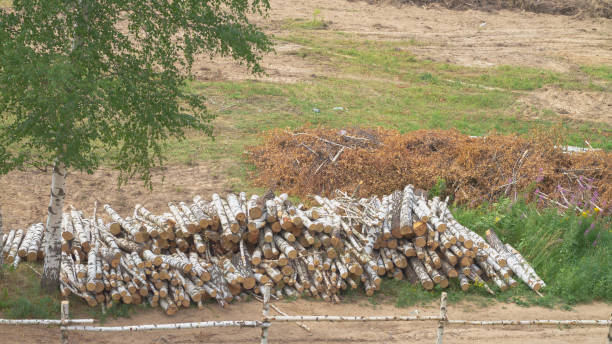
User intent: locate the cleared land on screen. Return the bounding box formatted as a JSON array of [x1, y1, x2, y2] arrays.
[[0, 0, 611, 343]]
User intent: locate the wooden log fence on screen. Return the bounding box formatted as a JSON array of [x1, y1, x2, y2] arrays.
[[0, 295, 610, 343]]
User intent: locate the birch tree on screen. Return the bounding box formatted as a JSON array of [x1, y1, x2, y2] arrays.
[[0, 206, 3, 279], [0, 0, 272, 292]]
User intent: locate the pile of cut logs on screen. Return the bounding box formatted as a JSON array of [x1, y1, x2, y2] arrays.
[[1, 185, 545, 315]]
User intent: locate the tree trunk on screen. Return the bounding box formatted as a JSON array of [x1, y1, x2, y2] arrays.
[[0, 206, 3, 279], [41, 160, 67, 292]]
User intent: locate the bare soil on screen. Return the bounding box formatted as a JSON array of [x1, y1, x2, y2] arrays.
[[193, 0, 612, 123], [0, 162, 229, 229], [1, 299, 610, 343], [520, 88, 612, 124], [387, 0, 612, 18], [197, 0, 612, 77]]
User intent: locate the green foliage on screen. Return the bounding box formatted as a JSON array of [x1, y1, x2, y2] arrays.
[[283, 11, 328, 30], [356, 199, 611, 308], [0, 265, 60, 318], [87, 302, 142, 323], [581, 65, 612, 81], [429, 178, 447, 198], [0, 0, 272, 186], [453, 199, 612, 304]]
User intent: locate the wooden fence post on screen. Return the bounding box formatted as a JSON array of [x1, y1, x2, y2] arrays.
[[61, 300, 69, 344], [607, 312, 611, 344], [436, 292, 448, 344], [261, 285, 270, 344]]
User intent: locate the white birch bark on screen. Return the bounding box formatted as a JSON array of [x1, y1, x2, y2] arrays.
[[0, 207, 3, 278], [436, 292, 448, 344], [41, 160, 67, 292]]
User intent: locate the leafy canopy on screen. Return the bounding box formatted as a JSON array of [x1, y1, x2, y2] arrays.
[[0, 0, 272, 185]]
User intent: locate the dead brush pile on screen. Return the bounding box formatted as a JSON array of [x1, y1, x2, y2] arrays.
[[247, 128, 611, 213]]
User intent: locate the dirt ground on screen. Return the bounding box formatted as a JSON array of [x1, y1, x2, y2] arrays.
[[0, 162, 229, 229], [196, 0, 612, 78], [1, 299, 610, 343], [193, 0, 612, 124]]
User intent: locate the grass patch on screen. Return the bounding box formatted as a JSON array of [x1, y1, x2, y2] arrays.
[[581, 65, 612, 89], [0, 265, 60, 319], [277, 31, 609, 92], [580, 65, 612, 81], [353, 198, 611, 309], [453, 198, 612, 305], [163, 30, 610, 176]]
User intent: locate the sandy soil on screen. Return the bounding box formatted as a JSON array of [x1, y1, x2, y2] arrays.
[[192, 0, 612, 124], [520, 88, 612, 124], [0, 162, 229, 229], [1, 299, 610, 343], [196, 0, 612, 79]]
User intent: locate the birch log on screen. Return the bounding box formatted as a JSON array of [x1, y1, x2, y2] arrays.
[[6, 229, 24, 264], [26, 223, 45, 262], [486, 229, 542, 291], [25, 183, 543, 311]]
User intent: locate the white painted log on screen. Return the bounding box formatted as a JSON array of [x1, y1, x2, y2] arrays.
[[63, 320, 265, 332], [436, 292, 448, 344], [0, 318, 93, 324], [60, 300, 69, 344], [608, 313, 612, 344], [266, 315, 442, 322], [261, 284, 271, 344], [447, 319, 610, 326]]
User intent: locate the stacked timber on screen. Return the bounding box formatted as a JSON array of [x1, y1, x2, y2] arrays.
[[4, 185, 544, 314], [0, 223, 46, 269]]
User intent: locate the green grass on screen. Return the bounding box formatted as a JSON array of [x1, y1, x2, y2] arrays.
[[281, 9, 329, 30], [341, 198, 611, 309], [0, 265, 60, 319], [161, 29, 610, 175], [453, 198, 612, 305], [581, 65, 612, 84]]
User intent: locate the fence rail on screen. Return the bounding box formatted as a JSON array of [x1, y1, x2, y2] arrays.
[[63, 320, 266, 332], [0, 319, 93, 325], [0, 290, 610, 344], [265, 315, 443, 322]]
